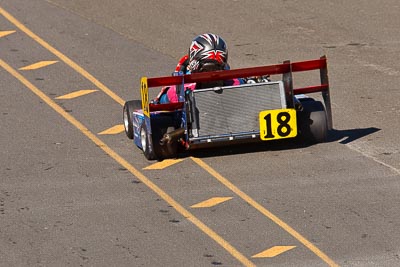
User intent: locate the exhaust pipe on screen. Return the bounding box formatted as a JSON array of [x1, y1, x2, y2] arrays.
[[159, 128, 185, 146]]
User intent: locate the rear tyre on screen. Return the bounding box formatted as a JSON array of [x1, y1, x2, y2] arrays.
[[140, 123, 156, 160], [123, 100, 142, 139], [140, 116, 178, 161], [298, 100, 328, 143], [151, 116, 178, 160]]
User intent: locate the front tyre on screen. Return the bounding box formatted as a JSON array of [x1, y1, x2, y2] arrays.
[[140, 123, 156, 160]]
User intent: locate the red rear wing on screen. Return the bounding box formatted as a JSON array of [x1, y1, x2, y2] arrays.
[[143, 56, 332, 129], [147, 57, 327, 87]]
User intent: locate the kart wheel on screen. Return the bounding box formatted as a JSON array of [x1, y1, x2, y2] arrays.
[[140, 123, 156, 160], [123, 100, 142, 139], [298, 100, 328, 143]]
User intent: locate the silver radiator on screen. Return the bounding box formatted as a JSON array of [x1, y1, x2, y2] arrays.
[[190, 81, 286, 140]]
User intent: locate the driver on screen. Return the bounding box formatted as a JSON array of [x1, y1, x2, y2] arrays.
[[155, 33, 243, 104]]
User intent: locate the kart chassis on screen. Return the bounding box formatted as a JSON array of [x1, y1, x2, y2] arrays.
[[123, 56, 332, 160]]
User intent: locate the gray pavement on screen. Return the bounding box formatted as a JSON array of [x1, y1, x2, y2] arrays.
[[1, 0, 400, 266]]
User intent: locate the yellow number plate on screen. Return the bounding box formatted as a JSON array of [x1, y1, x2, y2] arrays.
[[259, 109, 297, 141], [140, 77, 150, 117]]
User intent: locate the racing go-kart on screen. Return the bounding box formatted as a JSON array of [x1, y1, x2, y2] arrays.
[[123, 56, 332, 160]]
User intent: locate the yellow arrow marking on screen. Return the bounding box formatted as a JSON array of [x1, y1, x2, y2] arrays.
[[252, 246, 296, 258], [98, 124, 125, 135], [143, 159, 185, 170], [55, 89, 98, 100], [191, 157, 339, 266], [0, 30, 16, 38], [0, 57, 255, 267], [191, 197, 233, 208], [19, 60, 58, 70]]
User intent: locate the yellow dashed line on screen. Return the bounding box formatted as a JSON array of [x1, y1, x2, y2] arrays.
[[0, 6, 339, 266], [55, 89, 98, 100], [0, 6, 125, 106], [252, 246, 296, 258], [19, 60, 58, 70], [191, 197, 233, 208], [143, 159, 185, 170], [0, 30, 16, 38], [191, 157, 339, 266], [98, 124, 125, 135], [0, 57, 256, 267]]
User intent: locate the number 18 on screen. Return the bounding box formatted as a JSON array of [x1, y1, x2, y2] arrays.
[[259, 109, 297, 140]]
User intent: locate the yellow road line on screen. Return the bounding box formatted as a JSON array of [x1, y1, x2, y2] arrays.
[[0, 6, 125, 106], [252, 246, 296, 258], [98, 124, 125, 135], [0, 30, 16, 38], [191, 197, 233, 208], [143, 159, 185, 170], [0, 6, 338, 265], [191, 157, 339, 267], [19, 60, 58, 70], [0, 57, 255, 267], [55, 89, 98, 100]]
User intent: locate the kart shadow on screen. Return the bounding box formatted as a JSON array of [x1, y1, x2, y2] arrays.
[[184, 127, 380, 159], [328, 127, 380, 144]]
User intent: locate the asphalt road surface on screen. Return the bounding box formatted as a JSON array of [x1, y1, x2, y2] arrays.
[[1, 0, 400, 266]]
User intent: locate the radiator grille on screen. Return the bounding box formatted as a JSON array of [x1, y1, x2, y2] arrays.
[[193, 82, 285, 137]]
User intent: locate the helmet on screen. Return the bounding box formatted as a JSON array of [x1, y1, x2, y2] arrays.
[[188, 33, 228, 73]]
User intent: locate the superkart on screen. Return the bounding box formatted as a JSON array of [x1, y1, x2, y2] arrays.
[[123, 56, 332, 160]]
